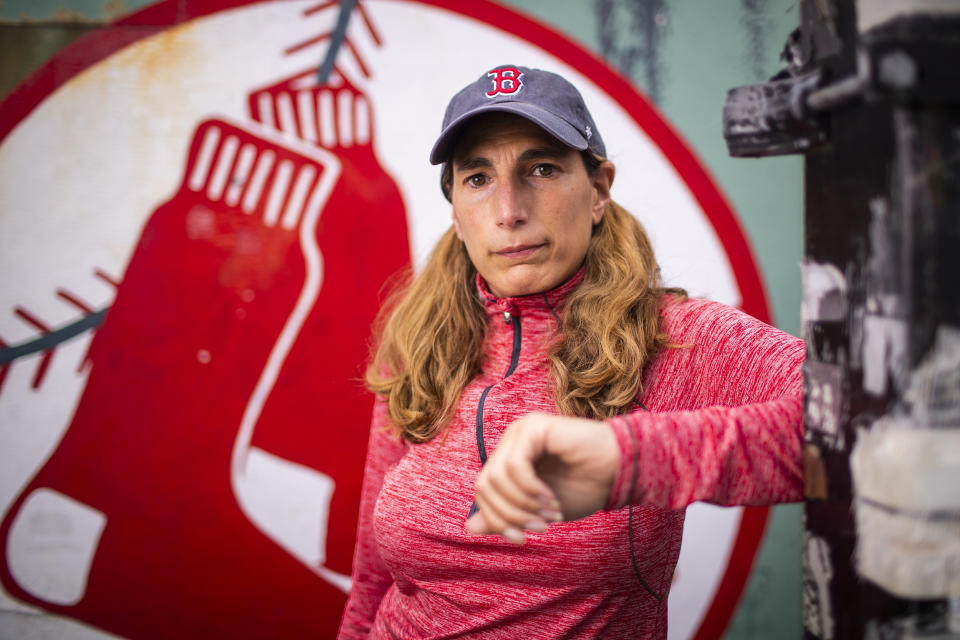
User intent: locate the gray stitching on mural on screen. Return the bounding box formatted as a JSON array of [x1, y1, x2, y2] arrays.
[[317, 0, 356, 83], [0, 310, 106, 366]]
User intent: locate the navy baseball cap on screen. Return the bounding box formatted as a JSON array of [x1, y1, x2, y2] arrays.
[[429, 64, 606, 165]]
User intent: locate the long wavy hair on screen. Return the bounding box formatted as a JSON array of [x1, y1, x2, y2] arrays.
[[367, 163, 683, 443]]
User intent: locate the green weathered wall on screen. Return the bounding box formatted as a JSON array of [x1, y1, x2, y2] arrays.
[[0, 1, 803, 638]]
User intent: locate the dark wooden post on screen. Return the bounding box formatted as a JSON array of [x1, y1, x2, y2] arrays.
[[723, 2, 960, 637]]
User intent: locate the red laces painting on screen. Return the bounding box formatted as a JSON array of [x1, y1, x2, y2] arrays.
[[0, 1, 771, 638]]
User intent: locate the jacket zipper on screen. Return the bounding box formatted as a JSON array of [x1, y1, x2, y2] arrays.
[[467, 310, 522, 518]]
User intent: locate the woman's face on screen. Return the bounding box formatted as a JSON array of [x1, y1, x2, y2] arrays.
[[450, 114, 614, 298]]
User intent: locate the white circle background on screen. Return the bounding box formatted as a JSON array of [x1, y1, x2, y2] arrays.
[[0, 2, 747, 638]]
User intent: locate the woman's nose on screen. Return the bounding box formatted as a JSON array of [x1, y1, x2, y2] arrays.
[[494, 178, 528, 228]]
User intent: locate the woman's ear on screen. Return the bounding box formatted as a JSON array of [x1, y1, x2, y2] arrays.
[[452, 208, 464, 240], [591, 161, 615, 224]]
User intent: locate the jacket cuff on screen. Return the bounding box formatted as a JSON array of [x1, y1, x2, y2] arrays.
[[604, 416, 638, 510]]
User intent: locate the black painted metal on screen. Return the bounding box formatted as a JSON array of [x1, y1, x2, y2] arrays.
[[725, 1, 960, 637]]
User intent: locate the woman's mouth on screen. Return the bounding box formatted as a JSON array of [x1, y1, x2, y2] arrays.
[[495, 243, 544, 259]]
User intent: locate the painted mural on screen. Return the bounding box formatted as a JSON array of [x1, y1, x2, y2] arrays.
[[1, 1, 775, 637]]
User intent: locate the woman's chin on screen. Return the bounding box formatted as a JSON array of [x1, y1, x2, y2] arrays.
[[490, 272, 559, 298]]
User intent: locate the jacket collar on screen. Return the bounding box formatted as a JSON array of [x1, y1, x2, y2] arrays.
[[475, 267, 584, 317]]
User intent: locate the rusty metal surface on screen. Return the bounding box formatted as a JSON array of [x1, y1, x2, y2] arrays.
[[0, 0, 170, 102], [0, 0, 152, 24], [0, 24, 97, 100]]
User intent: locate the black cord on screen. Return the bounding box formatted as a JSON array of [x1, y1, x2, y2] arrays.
[[541, 293, 562, 328], [627, 403, 664, 601]]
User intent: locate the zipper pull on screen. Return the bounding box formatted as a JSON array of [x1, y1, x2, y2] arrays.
[[503, 311, 511, 324]]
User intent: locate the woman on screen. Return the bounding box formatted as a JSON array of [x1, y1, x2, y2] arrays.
[[338, 65, 804, 639]]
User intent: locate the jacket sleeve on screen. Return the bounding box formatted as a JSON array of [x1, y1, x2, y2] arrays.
[[338, 398, 407, 639], [605, 300, 805, 511]]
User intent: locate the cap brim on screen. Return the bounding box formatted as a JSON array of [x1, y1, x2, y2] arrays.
[[429, 102, 589, 165]]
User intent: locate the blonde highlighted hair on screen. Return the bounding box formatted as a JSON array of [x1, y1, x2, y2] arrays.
[[366, 194, 683, 443]]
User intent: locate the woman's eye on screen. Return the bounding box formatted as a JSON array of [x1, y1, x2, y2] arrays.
[[532, 164, 555, 177]]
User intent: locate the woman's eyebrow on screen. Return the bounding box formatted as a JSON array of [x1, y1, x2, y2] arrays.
[[456, 156, 493, 172], [517, 146, 571, 163], [455, 145, 570, 172]]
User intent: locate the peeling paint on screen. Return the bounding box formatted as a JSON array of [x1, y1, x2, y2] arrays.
[[852, 464, 960, 599], [802, 260, 847, 323], [103, 0, 131, 22], [741, 0, 772, 80], [861, 314, 909, 397], [48, 7, 94, 23], [852, 324, 960, 600], [596, 0, 668, 104], [852, 420, 960, 512], [806, 360, 846, 448], [866, 196, 905, 318], [0, 0, 149, 24], [865, 601, 960, 638], [860, 192, 914, 398], [904, 325, 960, 426], [803, 532, 836, 640]]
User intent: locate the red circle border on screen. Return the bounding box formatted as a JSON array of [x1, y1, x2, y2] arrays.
[[0, 1, 774, 638]]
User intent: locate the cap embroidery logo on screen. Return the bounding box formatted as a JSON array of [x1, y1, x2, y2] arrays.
[[485, 67, 524, 97]]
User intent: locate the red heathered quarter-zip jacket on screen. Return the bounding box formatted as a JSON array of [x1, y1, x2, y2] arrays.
[[339, 273, 805, 639]]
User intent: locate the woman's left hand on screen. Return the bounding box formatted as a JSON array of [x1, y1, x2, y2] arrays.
[[465, 412, 621, 544]]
